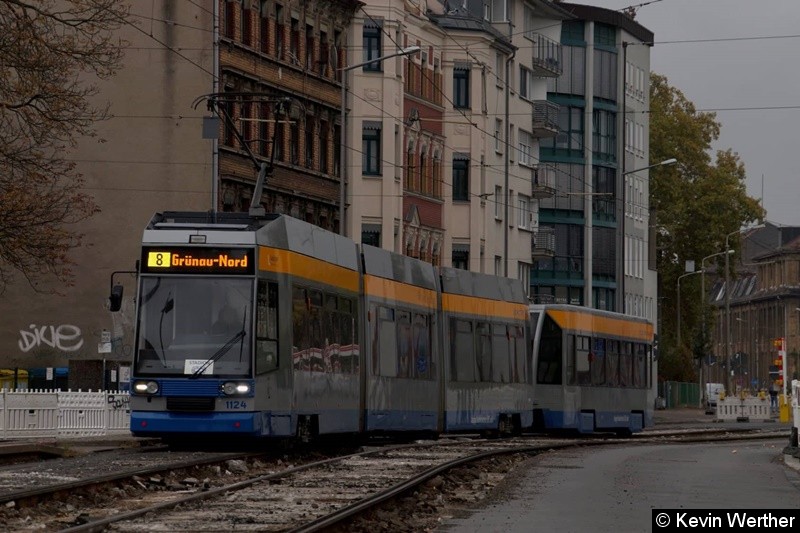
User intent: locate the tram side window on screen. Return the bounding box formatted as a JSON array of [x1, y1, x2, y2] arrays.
[[337, 298, 358, 374], [605, 340, 619, 386], [375, 306, 397, 377], [491, 324, 510, 383], [397, 311, 413, 377], [322, 294, 340, 373], [591, 338, 606, 386], [292, 287, 309, 371], [255, 281, 279, 374], [451, 319, 476, 382], [537, 315, 562, 385], [412, 313, 432, 379], [307, 290, 324, 372], [619, 341, 632, 387], [575, 335, 591, 385], [633, 342, 647, 388], [509, 325, 527, 383], [476, 322, 492, 382]]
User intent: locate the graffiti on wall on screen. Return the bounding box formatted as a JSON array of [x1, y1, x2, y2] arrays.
[[18, 324, 84, 353]]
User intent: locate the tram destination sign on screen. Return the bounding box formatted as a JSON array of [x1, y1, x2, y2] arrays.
[[141, 247, 255, 275]]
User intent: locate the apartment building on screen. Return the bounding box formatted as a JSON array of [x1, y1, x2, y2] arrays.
[[349, 0, 568, 286], [533, 4, 655, 319]]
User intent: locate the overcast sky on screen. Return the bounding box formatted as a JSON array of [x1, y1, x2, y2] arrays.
[[586, 0, 800, 225]]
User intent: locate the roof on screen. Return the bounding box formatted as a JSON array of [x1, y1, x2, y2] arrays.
[[556, 2, 655, 44]]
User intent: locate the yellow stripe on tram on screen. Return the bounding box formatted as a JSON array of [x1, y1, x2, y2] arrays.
[[547, 309, 653, 342], [258, 246, 359, 293], [442, 293, 528, 321], [363, 275, 438, 309]]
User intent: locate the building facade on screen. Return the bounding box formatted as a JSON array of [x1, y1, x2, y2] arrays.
[[711, 223, 800, 393], [532, 4, 655, 320]]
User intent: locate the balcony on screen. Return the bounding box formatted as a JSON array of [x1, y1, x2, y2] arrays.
[[527, 33, 562, 77], [531, 100, 559, 138], [531, 165, 556, 199], [531, 227, 556, 259]]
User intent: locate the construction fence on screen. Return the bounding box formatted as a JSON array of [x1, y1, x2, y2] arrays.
[[658, 381, 701, 409], [0, 390, 130, 440]]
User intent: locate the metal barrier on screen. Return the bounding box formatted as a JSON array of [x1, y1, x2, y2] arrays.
[[0, 390, 130, 439], [716, 395, 771, 422]]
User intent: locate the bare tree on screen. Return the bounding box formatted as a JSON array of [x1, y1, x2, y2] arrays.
[[0, 0, 131, 293]]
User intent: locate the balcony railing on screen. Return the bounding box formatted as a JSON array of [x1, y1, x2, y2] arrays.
[[531, 100, 559, 138], [531, 165, 556, 199], [527, 33, 562, 77], [532, 227, 556, 259]]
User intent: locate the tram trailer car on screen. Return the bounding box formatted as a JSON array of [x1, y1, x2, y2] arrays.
[[124, 211, 533, 440], [529, 304, 655, 435]]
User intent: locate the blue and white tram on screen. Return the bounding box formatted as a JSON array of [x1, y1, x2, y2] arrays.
[[122, 211, 533, 440], [530, 304, 655, 435]]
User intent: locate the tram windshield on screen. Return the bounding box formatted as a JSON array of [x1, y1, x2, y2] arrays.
[[134, 276, 253, 377]]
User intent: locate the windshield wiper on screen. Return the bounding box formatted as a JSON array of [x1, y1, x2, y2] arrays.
[[190, 329, 246, 378]]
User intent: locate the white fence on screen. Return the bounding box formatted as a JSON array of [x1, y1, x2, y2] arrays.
[[0, 390, 130, 440], [715, 395, 771, 422]]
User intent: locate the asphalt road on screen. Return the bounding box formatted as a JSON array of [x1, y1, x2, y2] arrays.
[[437, 438, 800, 533]]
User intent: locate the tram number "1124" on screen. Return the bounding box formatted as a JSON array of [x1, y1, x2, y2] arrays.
[[225, 400, 248, 410]]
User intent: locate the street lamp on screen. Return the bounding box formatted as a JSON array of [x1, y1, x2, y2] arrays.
[[339, 45, 421, 237], [622, 157, 678, 176], [677, 269, 703, 349], [723, 224, 764, 393]]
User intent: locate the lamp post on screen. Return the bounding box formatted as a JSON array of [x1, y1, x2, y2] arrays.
[[677, 269, 703, 349], [622, 158, 678, 176], [723, 224, 764, 393], [702, 249, 734, 390], [677, 268, 703, 407], [338, 45, 420, 237]]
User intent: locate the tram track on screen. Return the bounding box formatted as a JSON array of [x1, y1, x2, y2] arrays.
[[0, 427, 777, 533]]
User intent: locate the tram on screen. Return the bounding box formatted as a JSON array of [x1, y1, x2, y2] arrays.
[[119, 211, 532, 440], [530, 304, 655, 434]]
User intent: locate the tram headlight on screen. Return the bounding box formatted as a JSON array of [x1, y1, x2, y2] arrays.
[[132, 380, 159, 395], [221, 381, 251, 396]]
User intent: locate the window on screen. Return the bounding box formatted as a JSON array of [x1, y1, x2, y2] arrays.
[[319, 120, 329, 173], [519, 66, 533, 100], [362, 122, 381, 175], [305, 115, 315, 169], [259, 1, 269, 54], [495, 52, 504, 86], [452, 319, 475, 381], [452, 248, 469, 270], [361, 226, 381, 247], [518, 129, 532, 166], [255, 281, 279, 374], [224, 1, 235, 39], [517, 195, 530, 229], [494, 185, 502, 219], [290, 120, 299, 165], [494, 119, 503, 152], [452, 156, 469, 201], [241, 0, 252, 47], [592, 109, 616, 162], [540, 105, 583, 158], [363, 22, 382, 72], [274, 4, 284, 60], [453, 66, 470, 108]]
